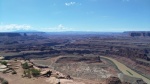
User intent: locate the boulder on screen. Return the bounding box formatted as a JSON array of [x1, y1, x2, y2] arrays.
[[0, 56, 4, 60], [0, 64, 8, 72]]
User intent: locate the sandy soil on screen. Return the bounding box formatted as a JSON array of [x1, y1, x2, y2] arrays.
[[46, 77, 86, 84], [0, 73, 49, 84], [0, 59, 105, 84], [0, 60, 50, 84]]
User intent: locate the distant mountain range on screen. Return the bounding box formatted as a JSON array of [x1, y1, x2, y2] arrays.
[[124, 31, 150, 37], [13, 29, 43, 33], [5, 30, 150, 37]]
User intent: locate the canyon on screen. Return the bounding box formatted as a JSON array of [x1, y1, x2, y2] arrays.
[[0, 32, 150, 84]]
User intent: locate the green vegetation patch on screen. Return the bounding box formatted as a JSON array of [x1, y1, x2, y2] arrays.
[[0, 61, 7, 65], [30, 68, 40, 77], [0, 77, 9, 84], [22, 62, 40, 78], [22, 62, 29, 69]]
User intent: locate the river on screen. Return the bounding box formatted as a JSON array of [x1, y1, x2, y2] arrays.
[[101, 56, 150, 84]]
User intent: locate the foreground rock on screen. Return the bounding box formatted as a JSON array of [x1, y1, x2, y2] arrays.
[[106, 76, 122, 84], [0, 64, 8, 72]]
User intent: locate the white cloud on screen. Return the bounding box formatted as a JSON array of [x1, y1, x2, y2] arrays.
[[65, 2, 76, 6], [40, 24, 73, 32], [58, 24, 65, 30], [0, 24, 32, 32], [0, 24, 74, 32]]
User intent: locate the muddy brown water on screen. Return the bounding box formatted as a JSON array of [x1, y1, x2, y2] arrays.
[[101, 56, 150, 84]]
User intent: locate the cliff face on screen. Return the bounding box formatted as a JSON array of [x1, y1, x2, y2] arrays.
[[0, 33, 150, 69], [124, 31, 150, 37], [107, 47, 150, 61], [102, 46, 150, 67], [0, 33, 21, 37]]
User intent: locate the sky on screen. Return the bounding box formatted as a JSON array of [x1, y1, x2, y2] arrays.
[[0, 0, 150, 32]]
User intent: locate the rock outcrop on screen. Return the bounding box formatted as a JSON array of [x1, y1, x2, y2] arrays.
[[124, 31, 150, 37], [106, 76, 122, 84]]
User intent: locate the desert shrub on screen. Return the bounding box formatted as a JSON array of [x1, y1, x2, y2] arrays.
[[14, 59, 17, 61], [23, 69, 31, 78], [1, 80, 9, 84], [0, 61, 7, 65], [0, 77, 4, 81], [22, 62, 29, 69], [2, 70, 7, 74], [30, 68, 40, 77], [0, 77, 8, 84], [12, 70, 17, 74]]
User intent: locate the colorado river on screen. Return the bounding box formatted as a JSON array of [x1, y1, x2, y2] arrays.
[[101, 56, 150, 84]]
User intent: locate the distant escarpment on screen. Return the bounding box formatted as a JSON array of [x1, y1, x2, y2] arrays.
[[103, 46, 150, 67], [0, 33, 21, 37], [65, 43, 150, 67], [56, 56, 101, 63], [124, 31, 150, 37]]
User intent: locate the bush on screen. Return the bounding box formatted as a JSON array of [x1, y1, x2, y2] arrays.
[[2, 70, 7, 74], [0, 77, 8, 84], [2, 80, 9, 84], [22, 62, 29, 69], [30, 68, 40, 77], [0, 61, 7, 65], [0, 77, 4, 81], [12, 71, 17, 74]]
